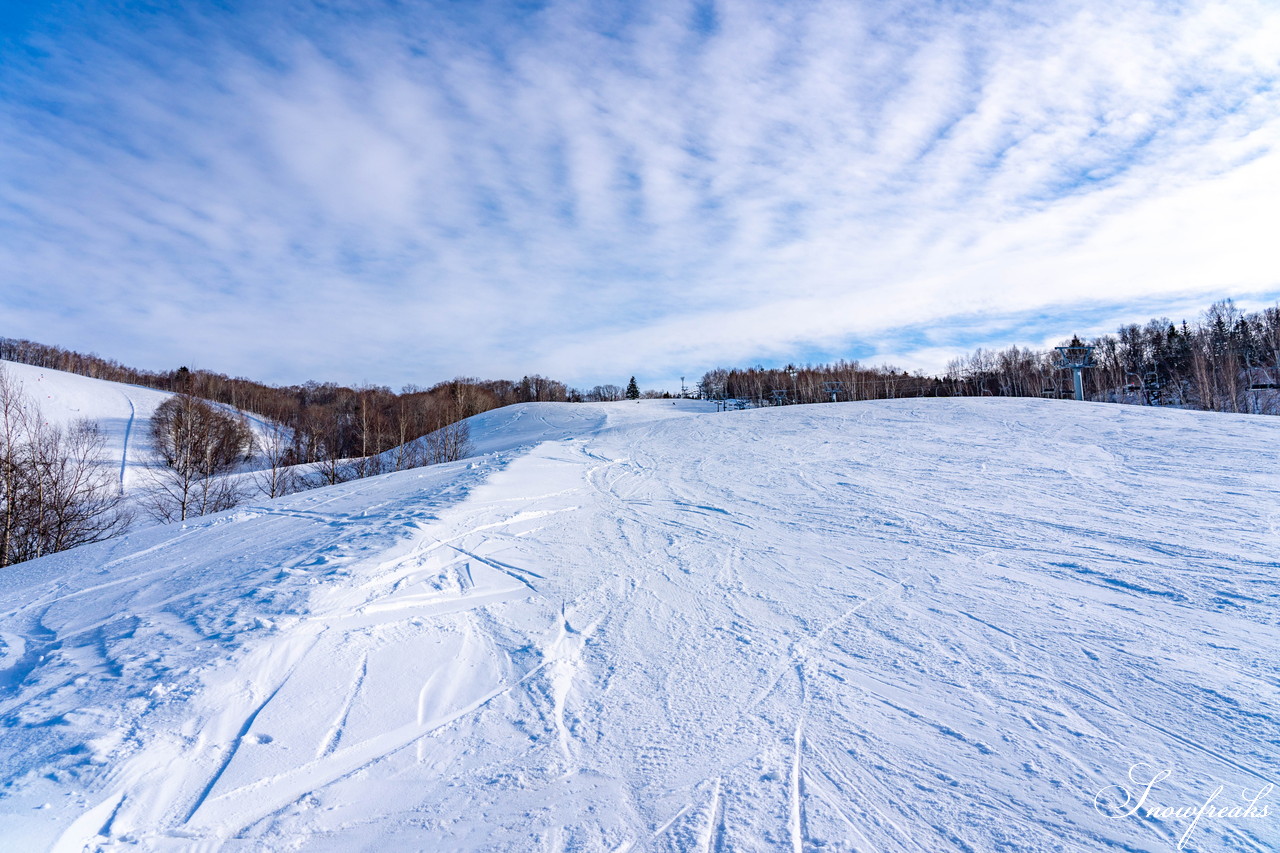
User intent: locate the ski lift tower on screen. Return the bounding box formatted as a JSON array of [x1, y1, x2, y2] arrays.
[[1055, 341, 1095, 402], [822, 381, 845, 403]]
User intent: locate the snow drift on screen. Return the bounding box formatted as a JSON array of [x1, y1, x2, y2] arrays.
[[1, 397, 1277, 851]]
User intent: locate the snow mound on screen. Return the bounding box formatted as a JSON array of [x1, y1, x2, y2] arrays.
[[1, 397, 1278, 851], [453, 398, 716, 457]]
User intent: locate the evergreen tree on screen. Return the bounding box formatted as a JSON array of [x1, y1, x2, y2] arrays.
[[625, 377, 640, 400]]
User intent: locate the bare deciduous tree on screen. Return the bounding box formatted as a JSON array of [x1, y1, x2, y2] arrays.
[[253, 420, 301, 499], [146, 395, 251, 522], [1, 367, 130, 567], [422, 419, 472, 465], [587, 384, 623, 402], [303, 407, 358, 487]]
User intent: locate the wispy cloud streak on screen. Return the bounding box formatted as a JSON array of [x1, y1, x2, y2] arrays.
[[2, 0, 1279, 386]]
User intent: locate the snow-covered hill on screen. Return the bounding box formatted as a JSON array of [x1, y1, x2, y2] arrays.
[[432, 398, 717, 457], [1, 360, 177, 495], [2, 360, 284, 501], [1, 397, 1278, 851]]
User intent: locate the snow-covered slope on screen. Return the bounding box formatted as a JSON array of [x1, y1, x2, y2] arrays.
[[1, 398, 1278, 851], [443, 398, 716, 457], [1, 360, 177, 494], [2, 360, 282, 498]]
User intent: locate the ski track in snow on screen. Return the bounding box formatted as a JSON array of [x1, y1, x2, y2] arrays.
[[116, 391, 136, 494], [0, 361, 173, 499], [0, 397, 1278, 851]]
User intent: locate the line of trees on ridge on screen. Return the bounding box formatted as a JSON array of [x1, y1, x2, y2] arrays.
[[699, 299, 1280, 415]]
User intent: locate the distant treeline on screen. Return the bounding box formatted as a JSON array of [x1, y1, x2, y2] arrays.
[[945, 300, 1280, 414], [0, 336, 579, 472], [699, 361, 949, 404], [700, 299, 1280, 415]]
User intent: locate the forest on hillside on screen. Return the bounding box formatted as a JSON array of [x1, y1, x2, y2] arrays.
[[0, 336, 583, 474]]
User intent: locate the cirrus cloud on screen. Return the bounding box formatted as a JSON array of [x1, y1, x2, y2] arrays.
[[2, 0, 1279, 388]]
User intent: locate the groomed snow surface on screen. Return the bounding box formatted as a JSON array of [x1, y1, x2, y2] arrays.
[[1, 396, 1278, 852]]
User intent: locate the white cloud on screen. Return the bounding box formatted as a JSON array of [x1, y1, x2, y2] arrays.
[[1, 0, 1278, 389]]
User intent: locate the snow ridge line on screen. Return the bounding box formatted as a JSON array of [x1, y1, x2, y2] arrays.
[[790, 717, 804, 853], [447, 543, 544, 588], [790, 659, 809, 853], [701, 777, 724, 853], [317, 653, 369, 759], [179, 628, 324, 827], [182, 670, 299, 826], [191, 660, 553, 833]]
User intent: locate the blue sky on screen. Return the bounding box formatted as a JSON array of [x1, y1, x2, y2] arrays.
[[2, 0, 1280, 390]]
